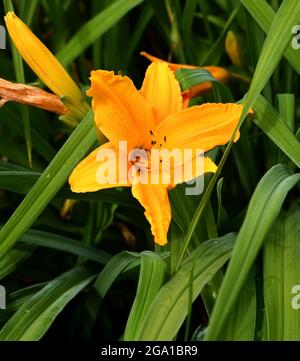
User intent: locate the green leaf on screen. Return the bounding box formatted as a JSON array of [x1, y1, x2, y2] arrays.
[[19, 0, 40, 27], [181, 0, 198, 40], [0, 111, 101, 259], [0, 243, 36, 280], [241, 0, 300, 118], [0, 266, 94, 340], [123, 3, 154, 68], [0, 107, 56, 162], [217, 268, 257, 340], [174, 0, 300, 273], [205, 164, 300, 340], [21, 229, 111, 265], [262, 206, 300, 340], [216, 178, 229, 230], [3, 0, 32, 167], [277, 94, 295, 132], [93, 251, 142, 299], [252, 95, 300, 168], [0, 284, 45, 326], [124, 252, 166, 340], [200, 3, 241, 66], [57, 0, 145, 67], [0, 170, 137, 207], [135, 233, 235, 340], [241, 0, 300, 74], [85, 251, 147, 336], [175, 68, 232, 101]]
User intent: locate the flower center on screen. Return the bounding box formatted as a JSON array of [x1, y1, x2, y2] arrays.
[[149, 129, 167, 149]]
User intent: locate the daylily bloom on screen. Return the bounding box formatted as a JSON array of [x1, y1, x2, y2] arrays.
[[4, 12, 89, 124], [69, 62, 250, 246], [140, 51, 231, 106]]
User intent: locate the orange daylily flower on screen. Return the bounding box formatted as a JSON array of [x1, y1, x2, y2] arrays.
[[69, 62, 249, 246], [140, 51, 230, 107]]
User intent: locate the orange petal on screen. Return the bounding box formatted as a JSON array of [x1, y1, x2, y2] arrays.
[[69, 142, 130, 193], [140, 62, 182, 123], [141, 52, 230, 81], [141, 52, 231, 99], [140, 51, 197, 71], [171, 155, 217, 186], [151, 151, 217, 188], [204, 66, 230, 84], [182, 91, 191, 109], [156, 103, 249, 152], [87, 70, 155, 150], [131, 183, 171, 246]]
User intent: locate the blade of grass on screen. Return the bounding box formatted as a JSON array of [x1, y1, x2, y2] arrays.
[[277, 94, 295, 132], [0, 284, 45, 326], [1, 107, 56, 162], [124, 252, 166, 340], [205, 164, 300, 340], [0, 243, 36, 280], [123, 3, 154, 69], [175, 0, 300, 272], [135, 233, 235, 340], [200, 3, 241, 65], [21, 229, 112, 265], [0, 266, 95, 340], [0, 111, 102, 259], [262, 205, 300, 340], [216, 268, 257, 340], [0, 170, 137, 207], [252, 95, 300, 167], [184, 260, 195, 341], [241, 0, 300, 74], [181, 0, 198, 40], [3, 0, 32, 167], [56, 0, 145, 67], [84, 250, 145, 333], [19, 0, 39, 27], [93, 251, 143, 299]]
